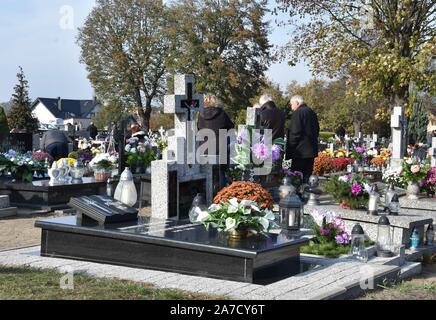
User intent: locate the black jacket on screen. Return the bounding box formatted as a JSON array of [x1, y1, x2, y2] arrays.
[[197, 107, 234, 154], [260, 101, 286, 141], [286, 104, 320, 159], [87, 124, 98, 139]]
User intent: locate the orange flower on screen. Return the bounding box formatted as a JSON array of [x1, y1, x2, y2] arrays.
[[214, 181, 274, 209]]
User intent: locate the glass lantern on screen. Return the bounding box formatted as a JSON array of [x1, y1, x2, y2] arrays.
[[426, 224, 434, 246], [388, 193, 400, 216], [279, 190, 303, 231], [349, 223, 368, 262], [368, 184, 380, 216], [114, 167, 138, 207], [279, 176, 295, 200], [409, 227, 420, 250], [70, 159, 85, 182], [189, 193, 207, 223], [384, 184, 396, 209], [376, 215, 393, 257]]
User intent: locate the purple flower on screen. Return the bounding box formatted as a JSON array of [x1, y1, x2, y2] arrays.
[[252, 142, 270, 161], [236, 129, 248, 145], [351, 183, 362, 195], [271, 145, 282, 162], [355, 147, 366, 154], [335, 234, 345, 244]]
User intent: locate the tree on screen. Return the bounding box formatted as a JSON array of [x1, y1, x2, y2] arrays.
[[0, 106, 9, 139], [408, 95, 429, 144], [77, 0, 170, 130], [276, 0, 435, 110], [167, 0, 272, 119], [94, 101, 126, 130], [7, 67, 38, 133]]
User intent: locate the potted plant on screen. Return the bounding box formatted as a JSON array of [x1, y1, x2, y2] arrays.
[[89, 153, 117, 182], [324, 174, 370, 209], [423, 167, 436, 198], [401, 158, 430, 199], [195, 197, 277, 240], [313, 152, 334, 176], [125, 138, 156, 174], [0, 150, 46, 182]]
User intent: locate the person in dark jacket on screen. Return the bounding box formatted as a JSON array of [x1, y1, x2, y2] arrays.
[[286, 95, 320, 182], [87, 122, 98, 140], [259, 94, 286, 141], [40, 130, 71, 161], [335, 124, 346, 140], [197, 94, 234, 190]]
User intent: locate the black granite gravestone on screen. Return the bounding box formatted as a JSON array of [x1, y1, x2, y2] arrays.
[[35, 216, 309, 284]]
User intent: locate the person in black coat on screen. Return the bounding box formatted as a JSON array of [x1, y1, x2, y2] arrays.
[[335, 124, 346, 140], [197, 94, 234, 190], [259, 94, 286, 141], [286, 95, 320, 182], [197, 94, 234, 156], [87, 122, 98, 140]]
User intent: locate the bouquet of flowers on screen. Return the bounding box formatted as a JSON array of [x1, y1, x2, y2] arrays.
[[401, 158, 430, 184], [125, 136, 157, 173], [423, 167, 436, 197], [89, 153, 117, 171], [0, 150, 46, 182], [282, 169, 304, 190], [324, 174, 370, 209], [32, 151, 53, 163], [349, 146, 367, 161], [370, 156, 387, 167], [300, 209, 356, 257], [309, 209, 351, 245], [68, 150, 93, 163], [56, 157, 77, 167], [332, 158, 354, 172], [196, 198, 277, 235], [313, 152, 334, 176], [232, 126, 284, 172], [383, 167, 405, 188]]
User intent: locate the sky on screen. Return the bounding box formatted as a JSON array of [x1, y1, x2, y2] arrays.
[[0, 0, 312, 102]]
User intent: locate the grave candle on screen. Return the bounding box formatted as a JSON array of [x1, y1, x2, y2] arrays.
[[368, 184, 380, 216]]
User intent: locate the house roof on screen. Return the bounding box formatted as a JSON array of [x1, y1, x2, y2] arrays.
[[32, 97, 99, 119]]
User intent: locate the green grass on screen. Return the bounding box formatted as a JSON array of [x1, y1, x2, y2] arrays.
[[0, 266, 223, 300], [300, 240, 374, 258]]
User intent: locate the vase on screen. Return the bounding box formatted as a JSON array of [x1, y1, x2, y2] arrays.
[[228, 229, 250, 240], [94, 169, 111, 182], [406, 181, 420, 200]]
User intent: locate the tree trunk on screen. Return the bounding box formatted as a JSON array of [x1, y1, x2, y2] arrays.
[[353, 117, 361, 137]]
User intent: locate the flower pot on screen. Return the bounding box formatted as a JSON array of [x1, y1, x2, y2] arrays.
[[228, 229, 250, 240], [407, 181, 420, 200], [94, 169, 111, 182]]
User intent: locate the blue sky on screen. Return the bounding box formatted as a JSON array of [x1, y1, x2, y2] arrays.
[[0, 0, 312, 102]]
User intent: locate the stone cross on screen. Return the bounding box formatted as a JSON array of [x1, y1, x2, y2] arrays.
[[430, 137, 436, 168], [163, 75, 204, 166], [152, 74, 213, 221], [390, 106, 406, 168]]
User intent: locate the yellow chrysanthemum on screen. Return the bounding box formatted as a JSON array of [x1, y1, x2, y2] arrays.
[[57, 158, 77, 167]]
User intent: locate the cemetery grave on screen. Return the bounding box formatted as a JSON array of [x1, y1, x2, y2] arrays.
[[0, 74, 435, 300]]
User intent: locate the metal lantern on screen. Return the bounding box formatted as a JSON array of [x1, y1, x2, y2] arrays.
[[426, 224, 434, 246], [376, 215, 393, 257], [409, 227, 420, 250], [114, 167, 138, 207], [368, 184, 380, 216], [306, 175, 321, 206], [279, 189, 303, 231], [388, 193, 400, 216], [349, 223, 368, 262], [188, 193, 207, 223]]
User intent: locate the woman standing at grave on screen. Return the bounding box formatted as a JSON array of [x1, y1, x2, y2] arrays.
[[197, 94, 234, 188]]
